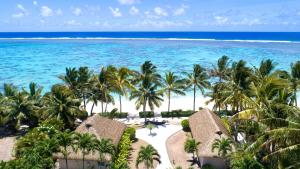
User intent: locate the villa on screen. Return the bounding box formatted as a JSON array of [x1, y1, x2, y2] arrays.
[[55, 115, 127, 169], [189, 109, 230, 169]]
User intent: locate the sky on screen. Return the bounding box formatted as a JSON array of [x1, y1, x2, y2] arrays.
[[0, 0, 300, 32]]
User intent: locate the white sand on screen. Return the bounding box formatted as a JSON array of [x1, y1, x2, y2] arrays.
[[85, 95, 214, 116], [136, 124, 182, 169]]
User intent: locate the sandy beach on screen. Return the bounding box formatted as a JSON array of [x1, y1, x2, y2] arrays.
[[85, 95, 214, 116]]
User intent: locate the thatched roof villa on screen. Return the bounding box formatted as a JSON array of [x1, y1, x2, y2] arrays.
[[55, 115, 127, 169], [189, 108, 231, 169]]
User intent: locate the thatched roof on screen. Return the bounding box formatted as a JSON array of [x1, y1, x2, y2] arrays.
[[189, 108, 230, 157], [75, 115, 127, 145], [0, 137, 16, 162], [55, 115, 127, 161]]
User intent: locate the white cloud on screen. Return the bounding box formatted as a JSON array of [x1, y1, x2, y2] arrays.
[[12, 4, 28, 18], [118, 0, 138, 5], [55, 9, 63, 16], [173, 5, 188, 16], [40, 6, 53, 17], [109, 7, 122, 17], [73, 8, 82, 16], [214, 16, 228, 24], [65, 20, 81, 26], [12, 13, 25, 18], [130, 6, 139, 15], [297, 11, 300, 16], [33, 1, 38, 6], [154, 7, 168, 17]]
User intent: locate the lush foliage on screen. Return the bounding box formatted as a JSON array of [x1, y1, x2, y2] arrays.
[[113, 130, 132, 169], [139, 111, 155, 118], [136, 145, 161, 169]]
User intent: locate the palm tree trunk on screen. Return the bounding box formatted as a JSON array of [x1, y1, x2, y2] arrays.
[[65, 157, 69, 169], [90, 103, 95, 116], [168, 90, 171, 113], [83, 94, 86, 110], [119, 95, 122, 113], [143, 96, 147, 123], [105, 102, 108, 112], [295, 90, 298, 106], [101, 101, 104, 113], [193, 84, 196, 112]]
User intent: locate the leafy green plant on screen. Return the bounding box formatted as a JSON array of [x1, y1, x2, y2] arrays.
[[181, 119, 190, 131], [113, 130, 132, 168], [125, 127, 136, 141], [139, 111, 155, 118]]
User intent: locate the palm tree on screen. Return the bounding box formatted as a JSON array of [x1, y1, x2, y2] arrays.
[[130, 75, 163, 123], [184, 138, 200, 160], [290, 61, 300, 106], [136, 145, 161, 169], [59, 67, 78, 92], [146, 123, 155, 135], [74, 133, 98, 169], [55, 130, 74, 169], [210, 55, 231, 82], [96, 138, 115, 165], [43, 84, 85, 129], [161, 72, 185, 112], [91, 66, 114, 113], [212, 138, 233, 158], [110, 67, 134, 113], [184, 64, 210, 112]]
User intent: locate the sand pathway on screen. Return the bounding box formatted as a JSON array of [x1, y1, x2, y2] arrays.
[[136, 124, 182, 169]]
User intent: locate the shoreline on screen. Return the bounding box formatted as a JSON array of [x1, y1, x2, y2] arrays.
[[85, 95, 215, 116]]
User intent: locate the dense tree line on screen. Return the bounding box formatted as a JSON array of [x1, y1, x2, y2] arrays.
[[0, 57, 300, 168]]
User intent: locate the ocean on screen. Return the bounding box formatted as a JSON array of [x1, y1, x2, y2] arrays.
[[0, 32, 300, 91]]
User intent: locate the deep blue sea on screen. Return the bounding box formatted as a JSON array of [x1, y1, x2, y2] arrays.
[[0, 32, 300, 91]]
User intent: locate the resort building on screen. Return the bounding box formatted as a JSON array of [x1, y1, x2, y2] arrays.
[[55, 115, 127, 169], [189, 109, 231, 169]]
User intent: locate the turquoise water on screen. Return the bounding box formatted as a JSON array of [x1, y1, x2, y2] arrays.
[[1, 39, 300, 91]]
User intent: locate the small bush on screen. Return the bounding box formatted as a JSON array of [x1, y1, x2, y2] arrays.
[[125, 127, 136, 141], [181, 119, 190, 131], [202, 164, 216, 169], [161, 110, 195, 118], [139, 111, 154, 118]]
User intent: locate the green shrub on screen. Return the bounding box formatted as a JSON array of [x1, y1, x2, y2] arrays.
[[139, 111, 154, 118], [100, 112, 128, 118], [181, 119, 190, 131], [125, 127, 136, 141], [113, 129, 132, 168], [161, 110, 195, 118], [202, 164, 216, 169]]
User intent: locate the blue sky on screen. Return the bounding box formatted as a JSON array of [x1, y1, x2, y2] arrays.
[[0, 0, 300, 32]]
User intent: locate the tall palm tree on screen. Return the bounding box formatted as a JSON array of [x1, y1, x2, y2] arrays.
[[161, 72, 185, 112], [74, 133, 98, 169], [91, 66, 114, 113], [290, 61, 300, 106], [43, 84, 85, 129], [136, 145, 161, 169], [110, 67, 134, 113], [212, 138, 233, 158], [96, 138, 115, 165], [77, 67, 92, 110], [184, 64, 210, 112], [59, 67, 78, 92], [130, 75, 163, 123], [130, 61, 163, 122], [184, 138, 200, 160], [55, 130, 75, 169]]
